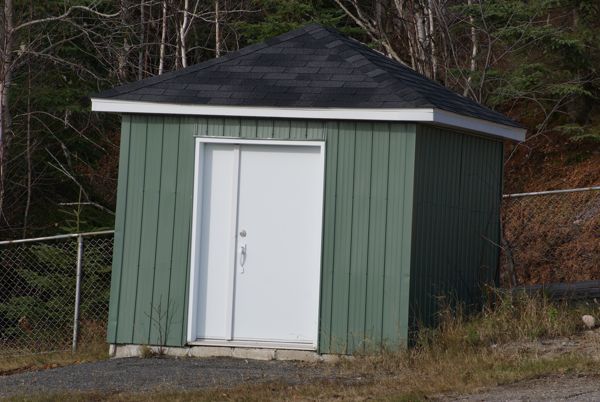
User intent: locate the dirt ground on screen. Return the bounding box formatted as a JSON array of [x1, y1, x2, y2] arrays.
[[441, 329, 600, 401], [496, 326, 600, 358], [444, 374, 600, 401]]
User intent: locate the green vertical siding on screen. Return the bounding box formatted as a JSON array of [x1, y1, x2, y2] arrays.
[[347, 124, 372, 352], [318, 122, 339, 353], [382, 125, 416, 348], [106, 115, 131, 343], [149, 117, 179, 344], [133, 116, 163, 342], [115, 115, 147, 342], [319, 122, 416, 354], [108, 115, 197, 346], [108, 115, 417, 352], [363, 124, 389, 347], [168, 117, 197, 345], [409, 125, 503, 330]]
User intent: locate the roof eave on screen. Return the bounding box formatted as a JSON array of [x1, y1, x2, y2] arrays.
[[431, 109, 525, 142], [91, 98, 526, 142]]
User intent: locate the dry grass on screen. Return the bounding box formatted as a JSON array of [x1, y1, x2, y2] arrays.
[[5, 292, 600, 401], [0, 339, 108, 376], [424, 288, 597, 347]]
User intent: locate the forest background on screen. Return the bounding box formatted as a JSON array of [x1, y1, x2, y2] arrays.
[[0, 0, 598, 239]]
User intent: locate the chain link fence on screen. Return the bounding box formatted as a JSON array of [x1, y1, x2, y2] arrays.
[[0, 231, 113, 356], [1, 188, 598, 354], [500, 186, 600, 287]]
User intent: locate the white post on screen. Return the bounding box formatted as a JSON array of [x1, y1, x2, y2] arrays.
[[72, 234, 83, 353]]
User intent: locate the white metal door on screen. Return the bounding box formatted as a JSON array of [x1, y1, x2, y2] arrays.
[[232, 145, 323, 345], [194, 144, 239, 340], [190, 139, 324, 349]]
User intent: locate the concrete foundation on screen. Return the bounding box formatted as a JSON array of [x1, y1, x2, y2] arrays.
[[109, 344, 342, 362]]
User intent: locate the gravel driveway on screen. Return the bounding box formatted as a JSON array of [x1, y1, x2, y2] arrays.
[[2, 357, 599, 400], [0, 356, 342, 397]]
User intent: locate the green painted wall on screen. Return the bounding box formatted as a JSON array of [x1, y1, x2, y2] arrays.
[[319, 122, 416, 354], [409, 125, 503, 330], [107, 115, 417, 353], [108, 115, 197, 346]]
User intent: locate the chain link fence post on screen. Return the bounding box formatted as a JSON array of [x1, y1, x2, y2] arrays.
[[72, 234, 84, 353], [0, 230, 113, 357]]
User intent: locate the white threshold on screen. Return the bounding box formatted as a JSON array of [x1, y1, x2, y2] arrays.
[[188, 339, 317, 351], [91, 98, 526, 142]]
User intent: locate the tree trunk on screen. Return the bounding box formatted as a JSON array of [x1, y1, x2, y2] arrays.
[[23, 0, 33, 237], [158, 0, 167, 74], [414, 5, 427, 76], [215, 0, 221, 57], [0, 0, 15, 221], [117, 0, 129, 81], [393, 0, 417, 68], [180, 0, 189, 68], [23, 64, 32, 237], [138, 0, 145, 80], [464, 0, 478, 97], [427, 0, 437, 80]]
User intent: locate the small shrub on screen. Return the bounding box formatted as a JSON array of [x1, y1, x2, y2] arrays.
[[138, 345, 155, 358]]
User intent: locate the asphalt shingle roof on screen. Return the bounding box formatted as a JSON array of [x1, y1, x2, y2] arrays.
[[94, 24, 521, 128]]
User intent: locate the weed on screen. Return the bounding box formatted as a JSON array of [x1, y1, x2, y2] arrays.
[[138, 345, 155, 359], [0, 339, 108, 376], [419, 287, 596, 350]]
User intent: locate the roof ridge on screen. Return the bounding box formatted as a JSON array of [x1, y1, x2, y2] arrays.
[[93, 24, 326, 99], [337, 34, 518, 125], [329, 31, 435, 107], [369, 54, 506, 114]]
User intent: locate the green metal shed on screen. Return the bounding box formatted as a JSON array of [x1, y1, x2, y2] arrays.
[[91, 24, 525, 357]]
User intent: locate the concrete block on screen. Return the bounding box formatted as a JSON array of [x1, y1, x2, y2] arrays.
[[231, 347, 276, 360], [188, 346, 233, 358], [109, 343, 335, 363], [161, 346, 188, 357], [110, 344, 140, 358], [273, 349, 321, 361]]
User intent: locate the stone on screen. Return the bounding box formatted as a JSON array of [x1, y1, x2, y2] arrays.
[[582, 315, 596, 329]]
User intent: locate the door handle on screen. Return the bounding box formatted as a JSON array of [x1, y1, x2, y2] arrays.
[[239, 244, 247, 273]]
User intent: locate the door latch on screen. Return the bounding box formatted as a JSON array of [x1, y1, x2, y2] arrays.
[[239, 244, 247, 273]]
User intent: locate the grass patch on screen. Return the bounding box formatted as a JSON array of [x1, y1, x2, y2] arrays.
[[5, 291, 600, 401], [421, 288, 596, 348], [0, 339, 108, 376]]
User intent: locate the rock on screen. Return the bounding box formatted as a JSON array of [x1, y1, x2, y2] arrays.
[[582, 315, 596, 329]]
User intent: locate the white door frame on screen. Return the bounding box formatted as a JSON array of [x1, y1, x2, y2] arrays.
[[186, 137, 326, 349]]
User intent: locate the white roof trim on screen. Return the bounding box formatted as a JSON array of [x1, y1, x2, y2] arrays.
[[432, 109, 525, 141], [91, 98, 526, 141]]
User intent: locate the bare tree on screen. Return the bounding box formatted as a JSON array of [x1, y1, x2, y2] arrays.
[[0, 2, 118, 223], [335, 0, 440, 77]]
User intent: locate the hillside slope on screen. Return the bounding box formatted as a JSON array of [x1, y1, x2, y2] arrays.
[[504, 135, 600, 193], [501, 135, 600, 285]]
